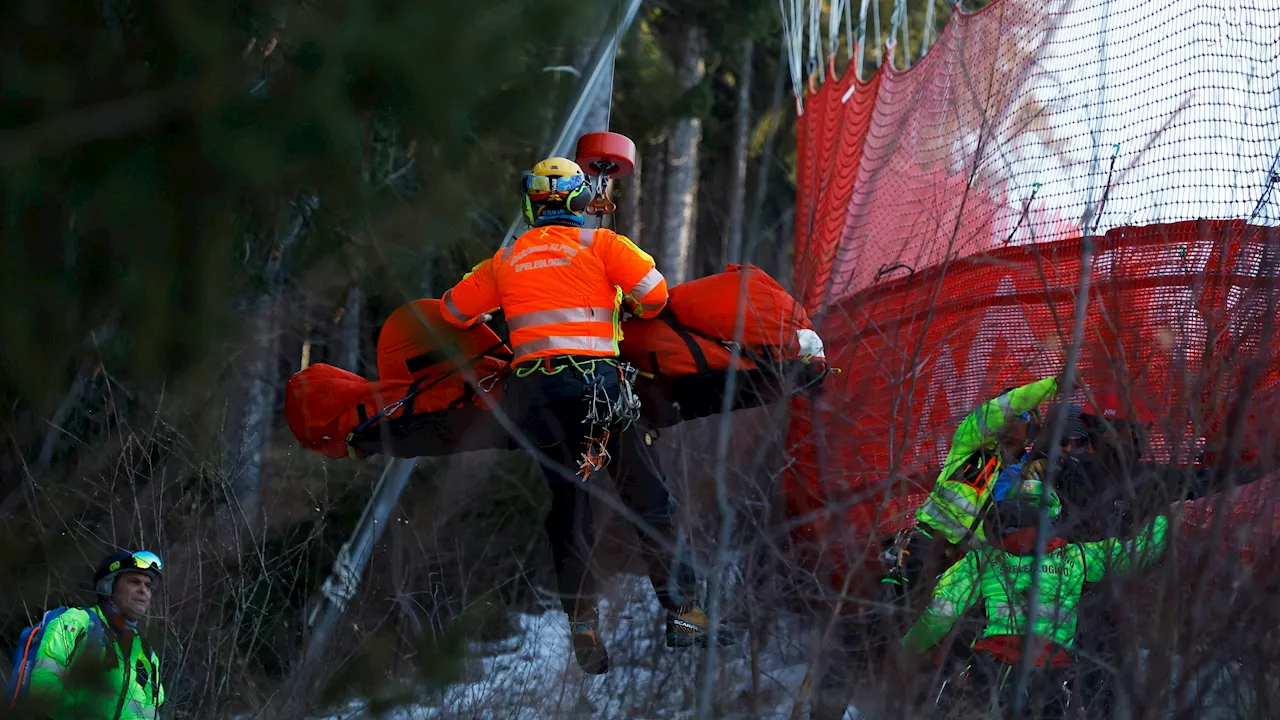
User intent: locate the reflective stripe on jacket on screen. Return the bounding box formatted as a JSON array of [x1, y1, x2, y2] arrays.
[[440, 226, 668, 364], [902, 514, 1169, 655], [29, 605, 164, 720], [916, 376, 1059, 544]]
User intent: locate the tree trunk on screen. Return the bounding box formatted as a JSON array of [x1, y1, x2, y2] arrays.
[[336, 282, 363, 374], [725, 37, 754, 268], [660, 22, 705, 286], [747, 42, 788, 270], [229, 291, 278, 524], [223, 196, 317, 530], [641, 137, 666, 257], [618, 150, 641, 240], [575, 40, 612, 137]]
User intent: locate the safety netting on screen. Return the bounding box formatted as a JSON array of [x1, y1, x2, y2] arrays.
[[781, 0, 1280, 582]]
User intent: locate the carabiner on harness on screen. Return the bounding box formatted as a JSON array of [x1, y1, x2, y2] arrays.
[[575, 361, 644, 481]]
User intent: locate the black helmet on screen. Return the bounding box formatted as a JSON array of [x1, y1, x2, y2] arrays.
[[1034, 403, 1091, 455], [93, 550, 163, 596]]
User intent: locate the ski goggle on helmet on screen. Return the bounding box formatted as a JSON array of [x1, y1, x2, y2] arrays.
[[94, 550, 163, 595], [521, 157, 594, 224]]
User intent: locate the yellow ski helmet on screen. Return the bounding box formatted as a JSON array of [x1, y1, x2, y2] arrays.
[[522, 157, 594, 226]]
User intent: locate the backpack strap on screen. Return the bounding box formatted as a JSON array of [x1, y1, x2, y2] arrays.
[[72, 607, 109, 667], [657, 309, 712, 374], [658, 308, 777, 372]]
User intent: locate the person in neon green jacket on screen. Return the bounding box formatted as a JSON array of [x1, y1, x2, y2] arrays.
[[915, 376, 1064, 546], [27, 550, 165, 719], [902, 479, 1171, 716], [882, 375, 1069, 607], [901, 479, 1172, 712]]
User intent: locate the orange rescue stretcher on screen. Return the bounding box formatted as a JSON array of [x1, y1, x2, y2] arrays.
[[285, 264, 831, 460]]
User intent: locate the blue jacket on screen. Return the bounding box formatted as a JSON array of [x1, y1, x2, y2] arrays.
[[992, 452, 1029, 502]]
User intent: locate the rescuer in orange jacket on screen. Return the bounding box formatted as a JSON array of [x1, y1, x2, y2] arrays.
[[439, 157, 717, 675]]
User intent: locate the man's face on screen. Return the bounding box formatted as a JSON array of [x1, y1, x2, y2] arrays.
[[112, 571, 154, 619], [1061, 433, 1093, 458]]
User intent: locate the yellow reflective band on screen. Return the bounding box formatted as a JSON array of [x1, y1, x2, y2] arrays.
[[615, 233, 654, 264], [460, 259, 488, 281], [612, 286, 624, 342]]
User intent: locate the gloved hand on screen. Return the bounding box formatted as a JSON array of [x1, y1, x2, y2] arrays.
[[1021, 457, 1048, 483]]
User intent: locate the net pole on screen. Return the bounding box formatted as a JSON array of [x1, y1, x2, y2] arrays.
[[498, 0, 644, 249]]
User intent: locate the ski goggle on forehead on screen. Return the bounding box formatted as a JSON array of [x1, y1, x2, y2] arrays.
[[524, 172, 586, 200], [111, 551, 163, 574]]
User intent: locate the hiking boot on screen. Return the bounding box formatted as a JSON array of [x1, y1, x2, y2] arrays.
[[569, 611, 610, 675], [665, 605, 736, 648]]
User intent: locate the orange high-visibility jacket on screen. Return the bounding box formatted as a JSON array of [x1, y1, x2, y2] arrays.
[[440, 226, 668, 365]]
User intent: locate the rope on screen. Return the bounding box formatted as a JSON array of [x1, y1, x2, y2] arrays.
[[856, 0, 870, 80], [808, 0, 822, 81], [872, 0, 883, 64], [843, 0, 854, 66], [898, 0, 910, 69], [888, 0, 903, 57], [603, 0, 623, 132], [827, 0, 847, 66], [777, 0, 806, 112], [922, 0, 939, 57]]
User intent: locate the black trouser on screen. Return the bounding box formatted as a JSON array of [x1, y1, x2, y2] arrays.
[[506, 356, 695, 618]]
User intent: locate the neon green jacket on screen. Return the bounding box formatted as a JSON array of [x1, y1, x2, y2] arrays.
[[28, 605, 164, 720], [903, 514, 1169, 654], [916, 377, 1059, 544]]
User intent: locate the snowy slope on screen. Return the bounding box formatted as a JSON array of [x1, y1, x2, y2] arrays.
[[312, 574, 858, 719]]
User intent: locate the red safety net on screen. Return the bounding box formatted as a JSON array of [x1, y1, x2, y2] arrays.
[[783, 0, 1280, 589]]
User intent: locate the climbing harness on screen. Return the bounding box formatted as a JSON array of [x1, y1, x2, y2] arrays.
[[516, 356, 641, 481], [577, 360, 642, 479]]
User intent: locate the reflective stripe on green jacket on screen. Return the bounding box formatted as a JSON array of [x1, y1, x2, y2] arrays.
[[902, 514, 1169, 654], [29, 605, 164, 720], [916, 376, 1059, 544]]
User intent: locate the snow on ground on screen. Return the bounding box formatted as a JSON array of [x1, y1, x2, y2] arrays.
[[313, 574, 859, 719]]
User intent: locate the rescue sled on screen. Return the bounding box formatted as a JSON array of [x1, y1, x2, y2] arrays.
[[619, 264, 828, 428], [285, 266, 830, 460], [286, 299, 513, 460]]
